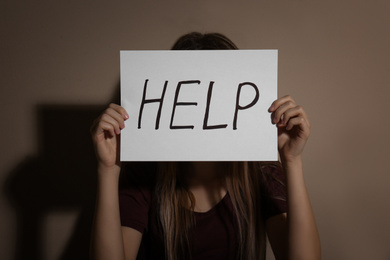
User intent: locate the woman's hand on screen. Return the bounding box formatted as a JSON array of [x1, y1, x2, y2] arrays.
[[90, 105, 132, 260], [269, 95, 311, 163], [268, 96, 321, 259], [90, 103, 129, 169]]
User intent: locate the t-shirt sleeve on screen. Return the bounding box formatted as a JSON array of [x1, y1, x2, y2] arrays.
[[119, 165, 154, 234], [260, 163, 287, 220]]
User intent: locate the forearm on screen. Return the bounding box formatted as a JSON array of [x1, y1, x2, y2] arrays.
[[282, 157, 321, 260], [90, 165, 125, 260]]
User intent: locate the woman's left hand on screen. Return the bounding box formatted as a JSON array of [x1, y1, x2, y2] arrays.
[[268, 95, 311, 162]]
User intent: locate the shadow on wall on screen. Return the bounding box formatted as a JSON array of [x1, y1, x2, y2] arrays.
[[4, 103, 106, 259]]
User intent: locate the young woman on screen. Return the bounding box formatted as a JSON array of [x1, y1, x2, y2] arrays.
[[90, 33, 321, 260]]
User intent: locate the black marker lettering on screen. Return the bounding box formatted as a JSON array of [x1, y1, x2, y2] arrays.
[[233, 82, 259, 130], [170, 80, 200, 129], [203, 81, 228, 130], [138, 79, 168, 129]]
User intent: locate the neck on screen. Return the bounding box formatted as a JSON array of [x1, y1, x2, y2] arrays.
[[184, 162, 227, 212], [184, 162, 225, 187]]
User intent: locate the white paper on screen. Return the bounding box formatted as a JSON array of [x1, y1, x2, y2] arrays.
[[120, 50, 278, 161]]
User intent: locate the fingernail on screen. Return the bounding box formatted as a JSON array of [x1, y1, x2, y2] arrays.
[[268, 105, 275, 112], [124, 114, 129, 119]]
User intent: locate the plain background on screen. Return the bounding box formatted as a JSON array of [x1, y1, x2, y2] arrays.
[[1, 0, 389, 259]]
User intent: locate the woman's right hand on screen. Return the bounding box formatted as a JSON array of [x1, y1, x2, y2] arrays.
[[90, 103, 129, 169]]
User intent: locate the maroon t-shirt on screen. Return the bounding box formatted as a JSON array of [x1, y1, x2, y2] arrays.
[[119, 164, 287, 259]]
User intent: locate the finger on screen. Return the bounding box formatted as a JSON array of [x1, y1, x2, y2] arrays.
[[105, 107, 126, 129], [109, 103, 129, 120], [96, 120, 116, 138], [268, 95, 294, 112], [272, 100, 296, 124], [284, 116, 310, 137], [279, 105, 307, 127], [100, 113, 122, 135]]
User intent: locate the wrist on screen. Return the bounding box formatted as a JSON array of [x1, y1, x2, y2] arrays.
[[97, 163, 121, 178], [280, 155, 303, 169]]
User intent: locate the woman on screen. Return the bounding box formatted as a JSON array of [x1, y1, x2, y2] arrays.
[[90, 32, 321, 260]]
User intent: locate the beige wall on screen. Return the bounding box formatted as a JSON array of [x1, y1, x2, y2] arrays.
[[1, 0, 390, 259]]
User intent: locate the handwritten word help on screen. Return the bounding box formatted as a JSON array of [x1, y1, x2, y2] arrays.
[[137, 79, 260, 130]]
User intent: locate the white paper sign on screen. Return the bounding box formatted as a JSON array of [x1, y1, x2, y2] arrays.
[[120, 50, 278, 161]]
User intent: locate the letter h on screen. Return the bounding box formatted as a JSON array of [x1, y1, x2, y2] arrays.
[[138, 79, 168, 129]]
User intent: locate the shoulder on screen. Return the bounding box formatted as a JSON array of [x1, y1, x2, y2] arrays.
[[119, 162, 158, 234], [119, 162, 158, 208], [119, 162, 158, 190], [257, 162, 286, 194], [254, 162, 287, 219]]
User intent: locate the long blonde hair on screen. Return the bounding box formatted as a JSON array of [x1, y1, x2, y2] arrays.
[[155, 161, 281, 260]]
